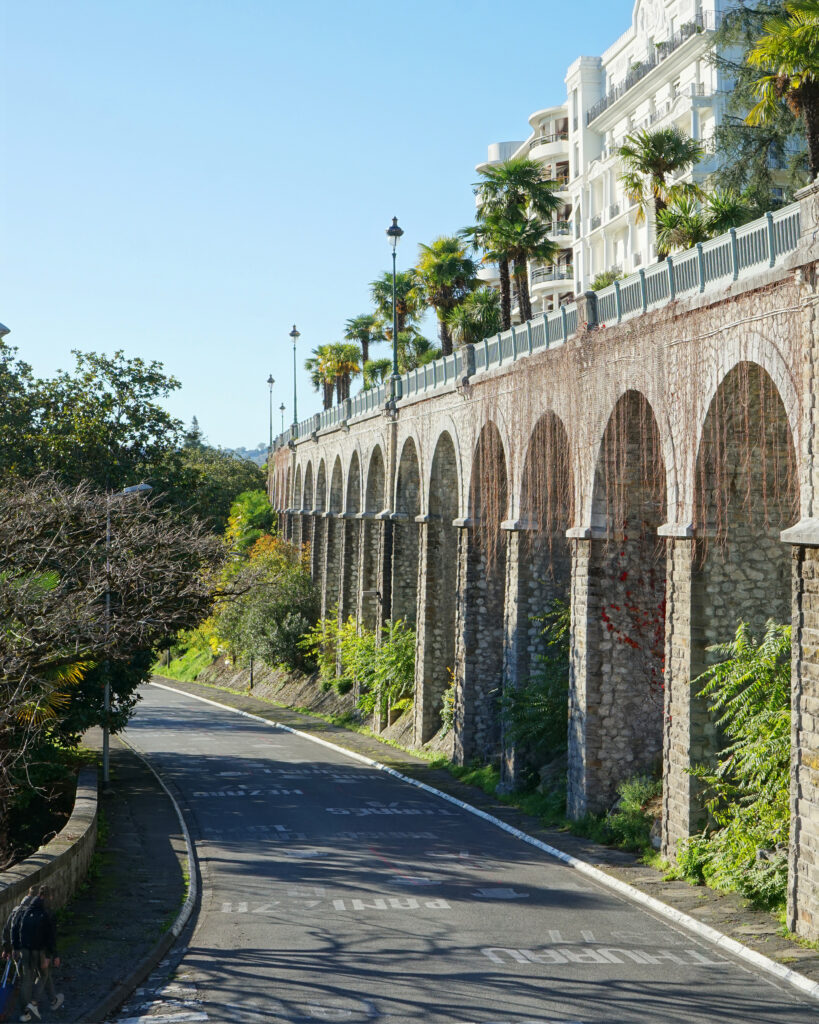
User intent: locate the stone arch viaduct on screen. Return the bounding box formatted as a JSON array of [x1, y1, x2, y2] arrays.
[[271, 183, 819, 940]]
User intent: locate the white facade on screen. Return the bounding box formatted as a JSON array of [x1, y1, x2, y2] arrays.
[[478, 0, 734, 308]]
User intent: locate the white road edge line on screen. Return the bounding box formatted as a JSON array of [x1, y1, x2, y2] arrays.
[[148, 680, 819, 1004], [117, 731, 198, 943]]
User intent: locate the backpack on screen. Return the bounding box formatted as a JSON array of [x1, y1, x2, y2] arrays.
[[5, 898, 31, 951], [17, 903, 46, 951]]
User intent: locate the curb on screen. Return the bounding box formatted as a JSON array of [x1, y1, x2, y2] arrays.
[[151, 680, 819, 1005], [78, 736, 199, 1024]]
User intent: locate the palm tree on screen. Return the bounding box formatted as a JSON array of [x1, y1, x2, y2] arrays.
[[500, 216, 560, 322], [618, 126, 705, 235], [746, 0, 819, 180], [326, 342, 361, 403], [704, 188, 755, 235], [304, 345, 336, 410], [446, 288, 502, 346], [655, 194, 710, 254], [414, 237, 478, 356], [362, 357, 391, 389], [396, 332, 441, 371], [461, 221, 512, 332], [472, 158, 563, 330], [370, 269, 423, 339], [343, 314, 383, 366]]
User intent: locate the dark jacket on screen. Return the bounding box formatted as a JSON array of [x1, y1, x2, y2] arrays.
[[16, 897, 57, 956]]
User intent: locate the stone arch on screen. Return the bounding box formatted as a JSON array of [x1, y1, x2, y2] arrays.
[[340, 452, 362, 621], [456, 421, 509, 763], [415, 430, 460, 745], [391, 438, 421, 627], [291, 464, 304, 547], [321, 456, 345, 616], [311, 460, 327, 583], [506, 412, 574, 778], [571, 389, 668, 816], [293, 464, 303, 509], [303, 461, 314, 509], [423, 413, 465, 520], [360, 446, 386, 630], [685, 361, 798, 809]]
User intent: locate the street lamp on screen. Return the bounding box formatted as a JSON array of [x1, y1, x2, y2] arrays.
[[279, 402, 286, 433], [386, 216, 404, 405], [103, 482, 153, 790], [290, 324, 300, 437], [267, 374, 275, 451]]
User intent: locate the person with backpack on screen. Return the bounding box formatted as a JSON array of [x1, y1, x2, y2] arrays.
[[1, 887, 35, 963], [16, 885, 63, 1022]]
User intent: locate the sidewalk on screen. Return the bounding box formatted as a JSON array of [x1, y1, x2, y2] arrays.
[[48, 729, 187, 1024], [157, 675, 819, 985]]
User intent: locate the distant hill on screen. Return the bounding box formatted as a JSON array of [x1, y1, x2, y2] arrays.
[[229, 444, 268, 467]]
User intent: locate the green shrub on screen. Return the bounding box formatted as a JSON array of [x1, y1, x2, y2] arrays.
[[439, 670, 456, 736], [502, 598, 570, 765], [678, 620, 791, 908]]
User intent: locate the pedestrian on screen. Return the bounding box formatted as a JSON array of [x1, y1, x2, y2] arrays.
[[16, 885, 63, 1022]]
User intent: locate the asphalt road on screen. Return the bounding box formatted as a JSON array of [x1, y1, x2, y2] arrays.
[[111, 682, 817, 1024]]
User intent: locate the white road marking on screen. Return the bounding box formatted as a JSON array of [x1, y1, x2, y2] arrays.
[[116, 1013, 208, 1023], [473, 887, 529, 899]]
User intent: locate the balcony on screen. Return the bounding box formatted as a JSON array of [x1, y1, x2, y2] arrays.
[[549, 220, 572, 236], [609, 202, 620, 219], [531, 265, 574, 285], [529, 131, 569, 151], [586, 12, 718, 125], [590, 214, 602, 230]]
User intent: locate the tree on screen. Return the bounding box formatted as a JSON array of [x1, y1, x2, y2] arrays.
[[471, 158, 563, 328], [414, 237, 478, 356], [150, 446, 266, 533], [362, 357, 391, 389], [343, 314, 383, 366], [184, 416, 206, 448], [461, 221, 513, 332], [655, 189, 756, 254], [746, 0, 819, 180], [0, 475, 224, 857], [618, 127, 705, 243], [396, 333, 441, 371], [370, 269, 423, 338], [32, 350, 184, 491], [304, 345, 336, 410], [446, 288, 502, 346], [225, 490, 276, 553], [709, 1, 809, 211], [326, 342, 361, 402]]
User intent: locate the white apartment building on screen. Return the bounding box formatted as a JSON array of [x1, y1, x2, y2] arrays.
[[477, 0, 734, 311]]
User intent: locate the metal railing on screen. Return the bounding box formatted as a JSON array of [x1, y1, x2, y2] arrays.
[[590, 214, 602, 230], [609, 202, 620, 219], [586, 12, 718, 124], [272, 201, 801, 452], [529, 131, 569, 150], [550, 220, 572, 236], [531, 265, 574, 284]]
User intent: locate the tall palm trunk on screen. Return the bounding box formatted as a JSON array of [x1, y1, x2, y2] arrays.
[[803, 83, 819, 181], [323, 381, 334, 410], [360, 340, 369, 365], [439, 317, 453, 357], [513, 257, 533, 322], [498, 256, 511, 330]]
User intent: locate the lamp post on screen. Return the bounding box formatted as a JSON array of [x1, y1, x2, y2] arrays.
[[267, 374, 275, 451], [290, 324, 300, 436], [103, 481, 153, 790], [279, 402, 286, 433], [386, 217, 404, 406]]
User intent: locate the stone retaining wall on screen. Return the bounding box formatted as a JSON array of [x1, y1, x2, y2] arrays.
[[0, 767, 98, 925]]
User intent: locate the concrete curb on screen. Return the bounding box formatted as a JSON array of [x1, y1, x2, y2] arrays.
[[151, 679, 819, 1005], [78, 736, 198, 1024]]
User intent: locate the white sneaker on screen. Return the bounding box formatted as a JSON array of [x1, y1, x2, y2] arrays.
[[22, 1004, 40, 1021], [50, 994, 64, 1010]]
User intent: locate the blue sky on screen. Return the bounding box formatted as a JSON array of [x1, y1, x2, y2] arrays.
[[2, 1, 626, 448]]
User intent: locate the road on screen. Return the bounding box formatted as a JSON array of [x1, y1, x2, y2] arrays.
[[112, 682, 817, 1024]]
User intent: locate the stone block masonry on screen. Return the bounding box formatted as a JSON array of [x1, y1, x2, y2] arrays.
[[272, 180, 819, 941]]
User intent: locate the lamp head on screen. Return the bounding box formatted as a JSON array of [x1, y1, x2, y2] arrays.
[[267, 374, 275, 387], [289, 324, 300, 342], [279, 402, 285, 412], [0, 323, 9, 340], [386, 216, 403, 251]]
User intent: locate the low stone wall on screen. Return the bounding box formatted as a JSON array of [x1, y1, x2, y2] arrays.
[[0, 767, 98, 925]]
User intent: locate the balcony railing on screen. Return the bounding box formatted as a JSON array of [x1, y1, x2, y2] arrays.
[[590, 214, 602, 230], [272, 201, 801, 453], [586, 12, 718, 125], [609, 202, 620, 219], [531, 265, 574, 284], [529, 131, 569, 150], [550, 220, 572, 236]]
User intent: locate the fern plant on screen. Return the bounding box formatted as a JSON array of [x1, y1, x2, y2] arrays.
[[679, 620, 791, 907]]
